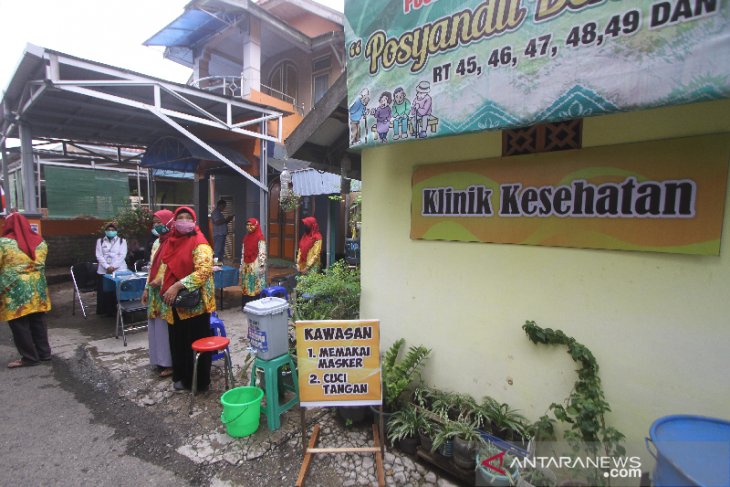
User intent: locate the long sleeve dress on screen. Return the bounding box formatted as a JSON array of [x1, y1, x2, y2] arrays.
[[241, 239, 267, 297]]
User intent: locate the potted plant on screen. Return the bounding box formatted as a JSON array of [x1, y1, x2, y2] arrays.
[[430, 421, 458, 458], [476, 442, 521, 487], [380, 338, 430, 413], [487, 401, 529, 443], [429, 389, 460, 421], [451, 420, 487, 470], [417, 413, 437, 453], [413, 385, 436, 410], [472, 395, 498, 432], [386, 405, 425, 455], [372, 339, 429, 442]]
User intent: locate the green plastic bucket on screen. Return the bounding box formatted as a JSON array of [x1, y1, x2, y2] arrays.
[[220, 386, 264, 437]]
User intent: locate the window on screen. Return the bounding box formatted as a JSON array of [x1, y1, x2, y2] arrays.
[[268, 61, 298, 104], [502, 119, 582, 156], [313, 74, 329, 105], [312, 56, 331, 106]]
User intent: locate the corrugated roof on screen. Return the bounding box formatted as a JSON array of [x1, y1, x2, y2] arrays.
[[291, 168, 360, 196]]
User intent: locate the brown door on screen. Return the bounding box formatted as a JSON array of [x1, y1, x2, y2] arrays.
[[268, 181, 296, 261]]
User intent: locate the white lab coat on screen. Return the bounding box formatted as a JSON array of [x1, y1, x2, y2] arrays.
[[95, 236, 128, 274]]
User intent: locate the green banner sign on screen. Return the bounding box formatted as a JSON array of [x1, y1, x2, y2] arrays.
[[345, 0, 730, 148]]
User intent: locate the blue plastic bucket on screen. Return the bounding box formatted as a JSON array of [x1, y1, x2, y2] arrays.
[[647, 415, 730, 487]]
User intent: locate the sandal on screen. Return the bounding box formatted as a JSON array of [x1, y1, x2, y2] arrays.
[[159, 368, 173, 378], [7, 359, 31, 368]]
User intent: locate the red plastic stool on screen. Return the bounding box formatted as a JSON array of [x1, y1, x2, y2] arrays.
[[190, 336, 234, 413]]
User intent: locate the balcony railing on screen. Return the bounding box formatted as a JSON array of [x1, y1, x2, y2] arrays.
[[190, 76, 304, 115], [190, 76, 241, 97]]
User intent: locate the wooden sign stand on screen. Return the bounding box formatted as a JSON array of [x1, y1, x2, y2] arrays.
[[295, 407, 385, 487]]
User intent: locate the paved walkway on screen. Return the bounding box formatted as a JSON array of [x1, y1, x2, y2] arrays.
[[44, 273, 462, 486]]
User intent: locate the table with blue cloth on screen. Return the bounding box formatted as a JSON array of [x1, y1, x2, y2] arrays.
[[214, 265, 239, 309], [104, 267, 239, 308], [102, 270, 148, 300]]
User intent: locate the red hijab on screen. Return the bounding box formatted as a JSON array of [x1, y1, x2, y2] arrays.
[[298, 216, 322, 266], [243, 218, 265, 264], [147, 209, 174, 281], [159, 207, 209, 293], [2, 212, 43, 260]]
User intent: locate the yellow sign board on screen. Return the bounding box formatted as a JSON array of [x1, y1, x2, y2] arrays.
[[411, 135, 730, 255], [295, 320, 382, 407]]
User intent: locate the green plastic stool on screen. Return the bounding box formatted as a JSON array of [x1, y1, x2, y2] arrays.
[[249, 353, 299, 431]]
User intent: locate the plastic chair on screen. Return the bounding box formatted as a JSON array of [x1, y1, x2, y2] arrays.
[[209, 312, 230, 362], [249, 353, 299, 431], [70, 262, 98, 319], [114, 276, 147, 346], [260, 285, 289, 301]]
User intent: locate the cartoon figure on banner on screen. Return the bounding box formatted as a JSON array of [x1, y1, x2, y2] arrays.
[[372, 91, 392, 143], [349, 88, 371, 145], [410, 80, 434, 139], [391, 87, 411, 141]]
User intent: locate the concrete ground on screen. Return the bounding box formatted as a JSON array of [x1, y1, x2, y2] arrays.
[[2, 269, 462, 486]]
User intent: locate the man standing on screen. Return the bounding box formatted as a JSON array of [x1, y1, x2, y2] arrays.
[[210, 199, 234, 261], [349, 88, 370, 145], [410, 80, 433, 139]]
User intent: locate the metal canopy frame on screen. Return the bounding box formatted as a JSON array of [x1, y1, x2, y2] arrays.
[[1, 44, 285, 191]]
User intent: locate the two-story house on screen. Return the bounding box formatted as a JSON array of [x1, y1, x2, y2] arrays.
[[146, 0, 348, 265]]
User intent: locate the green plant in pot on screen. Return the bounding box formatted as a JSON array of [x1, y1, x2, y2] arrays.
[[430, 421, 457, 458], [489, 402, 529, 443], [429, 389, 461, 421], [476, 442, 521, 487], [417, 414, 437, 453], [472, 396, 498, 432], [387, 405, 426, 455], [381, 338, 430, 412], [413, 385, 436, 410], [374, 339, 430, 443], [451, 420, 487, 470]]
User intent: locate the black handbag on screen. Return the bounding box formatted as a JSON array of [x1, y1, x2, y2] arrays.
[[174, 288, 201, 308]]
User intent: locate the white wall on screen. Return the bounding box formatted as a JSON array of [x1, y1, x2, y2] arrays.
[[359, 99, 730, 455]]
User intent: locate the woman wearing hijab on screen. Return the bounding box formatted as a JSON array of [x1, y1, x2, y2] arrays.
[[240, 218, 267, 308], [296, 216, 323, 273], [159, 207, 216, 392], [95, 222, 128, 316], [141, 209, 174, 378], [1, 213, 52, 368]]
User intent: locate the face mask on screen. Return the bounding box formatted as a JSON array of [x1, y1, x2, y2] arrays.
[[151, 228, 159, 237], [175, 220, 196, 234], [153, 224, 169, 235], [105, 230, 117, 238]]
